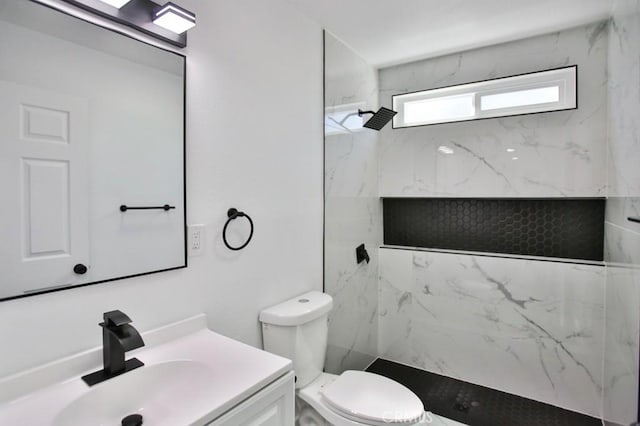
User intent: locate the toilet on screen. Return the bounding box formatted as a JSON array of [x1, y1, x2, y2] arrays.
[[260, 291, 425, 426]]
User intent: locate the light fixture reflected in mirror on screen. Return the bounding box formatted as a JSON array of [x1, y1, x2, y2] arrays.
[[153, 2, 196, 34], [96, 0, 131, 8]]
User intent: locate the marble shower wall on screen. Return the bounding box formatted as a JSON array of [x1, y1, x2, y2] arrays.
[[375, 23, 610, 418], [608, 0, 640, 198], [324, 32, 380, 373], [603, 264, 640, 425], [378, 23, 608, 198], [323, 11, 640, 422], [379, 248, 605, 418], [604, 1, 640, 424]]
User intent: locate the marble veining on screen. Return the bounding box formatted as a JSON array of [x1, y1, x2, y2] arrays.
[[379, 248, 605, 417], [608, 0, 640, 197], [603, 266, 640, 425], [378, 23, 608, 198]]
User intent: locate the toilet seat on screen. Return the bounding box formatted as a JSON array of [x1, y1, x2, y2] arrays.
[[298, 372, 424, 426], [320, 371, 424, 425]]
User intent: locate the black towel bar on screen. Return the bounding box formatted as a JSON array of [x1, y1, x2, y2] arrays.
[[120, 204, 175, 212]]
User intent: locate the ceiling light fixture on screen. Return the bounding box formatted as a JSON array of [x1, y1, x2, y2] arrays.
[[153, 2, 196, 34], [59, 0, 195, 47]]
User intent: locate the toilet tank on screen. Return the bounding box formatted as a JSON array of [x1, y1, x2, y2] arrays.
[[259, 291, 333, 388]]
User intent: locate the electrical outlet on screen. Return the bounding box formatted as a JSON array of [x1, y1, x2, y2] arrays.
[[188, 224, 205, 257]]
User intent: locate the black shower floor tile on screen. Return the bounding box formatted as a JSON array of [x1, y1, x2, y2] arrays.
[[366, 358, 601, 426]]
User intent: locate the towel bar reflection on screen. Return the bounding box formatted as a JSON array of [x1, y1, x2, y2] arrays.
[[120, 204, 176, 212]]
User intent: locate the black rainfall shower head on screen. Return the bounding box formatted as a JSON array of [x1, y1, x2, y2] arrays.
[[359, 107, 397, 131]]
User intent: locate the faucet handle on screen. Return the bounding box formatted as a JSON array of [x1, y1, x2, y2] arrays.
[[103, 310, 132, 327]]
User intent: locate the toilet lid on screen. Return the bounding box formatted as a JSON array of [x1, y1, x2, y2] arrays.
[[320, 371, 424, 424]]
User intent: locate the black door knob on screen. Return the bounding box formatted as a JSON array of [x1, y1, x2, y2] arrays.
[[122, 414, 143, 426], [73, 264, 88, 275]]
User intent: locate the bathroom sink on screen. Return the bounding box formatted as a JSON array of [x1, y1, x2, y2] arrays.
[[0, 315, 292, 426], [54, 360, 216, 426]]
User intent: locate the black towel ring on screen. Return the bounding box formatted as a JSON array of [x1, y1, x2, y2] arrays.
[[223, 208, 254, 251]]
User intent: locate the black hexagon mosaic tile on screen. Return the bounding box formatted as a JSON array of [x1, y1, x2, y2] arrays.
[[383, 198, 605, 261], [367, 358, 602, 426]]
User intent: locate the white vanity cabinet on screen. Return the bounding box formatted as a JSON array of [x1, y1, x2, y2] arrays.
[[209, 372, 295, 426]]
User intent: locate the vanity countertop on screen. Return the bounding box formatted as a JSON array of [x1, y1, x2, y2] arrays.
[[0, 314, 292, 425]]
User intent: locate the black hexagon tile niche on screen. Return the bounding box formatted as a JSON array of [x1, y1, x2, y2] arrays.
[[383, 198, 605, 261]]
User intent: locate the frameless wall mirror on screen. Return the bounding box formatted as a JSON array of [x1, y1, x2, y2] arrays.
[[0, 0, 186, 301]]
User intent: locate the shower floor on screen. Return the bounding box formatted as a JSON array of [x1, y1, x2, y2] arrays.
[[366, 359, 601, 426]]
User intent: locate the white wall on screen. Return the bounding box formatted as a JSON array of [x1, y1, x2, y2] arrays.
[[0, 0, 323, 378]]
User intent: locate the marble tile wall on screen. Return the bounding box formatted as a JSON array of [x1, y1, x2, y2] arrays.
[[323, 32, 380, 373], [378, 23, 608, 198], [604, 1, 640, 424], [373, 22, 611, 418], [608, 0, 640, 198], [603, 265, 640, 425], [378, 248, 605, 418]]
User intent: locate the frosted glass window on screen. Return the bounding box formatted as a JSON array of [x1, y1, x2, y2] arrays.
[[481, 86, 560, 111], [405, 94, 475, 125], [392, 66, 577, 128]]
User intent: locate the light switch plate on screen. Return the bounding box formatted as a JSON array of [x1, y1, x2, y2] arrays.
[[188, 224, 205, 257]]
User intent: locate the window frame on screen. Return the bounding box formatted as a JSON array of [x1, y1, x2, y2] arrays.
[[391, 65, 578, 129]]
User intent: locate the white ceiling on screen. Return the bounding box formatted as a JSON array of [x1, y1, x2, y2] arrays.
[[286, 0, 614, 68]]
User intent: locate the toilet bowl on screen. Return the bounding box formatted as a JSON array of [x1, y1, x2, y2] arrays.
[[299, 371, 424, 426], [260, 291, 425, 426]]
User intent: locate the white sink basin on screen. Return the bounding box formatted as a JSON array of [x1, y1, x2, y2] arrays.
[[54, 361, 216, 426], [0, 315, 293, 426]]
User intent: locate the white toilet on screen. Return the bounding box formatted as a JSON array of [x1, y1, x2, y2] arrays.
[[260, 291, 425, 426]]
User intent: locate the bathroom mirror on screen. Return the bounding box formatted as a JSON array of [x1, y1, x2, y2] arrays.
[[0, 0, 186, 301]]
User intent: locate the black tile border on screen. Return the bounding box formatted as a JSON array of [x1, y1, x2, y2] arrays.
[[367, 358, 602, 426], [383, 198, 605, 262]]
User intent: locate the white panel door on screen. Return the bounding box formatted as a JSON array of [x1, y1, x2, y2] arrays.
[[0, 81, 90, 296]]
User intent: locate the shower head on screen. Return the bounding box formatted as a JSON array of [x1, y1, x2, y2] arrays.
[[358, 107, 397, 131]]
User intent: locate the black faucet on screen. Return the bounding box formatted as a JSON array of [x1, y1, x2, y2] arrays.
[[82, 310, 145, 386]]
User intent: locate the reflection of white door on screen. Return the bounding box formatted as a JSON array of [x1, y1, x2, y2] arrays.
[[0, 81, 89, 297]]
